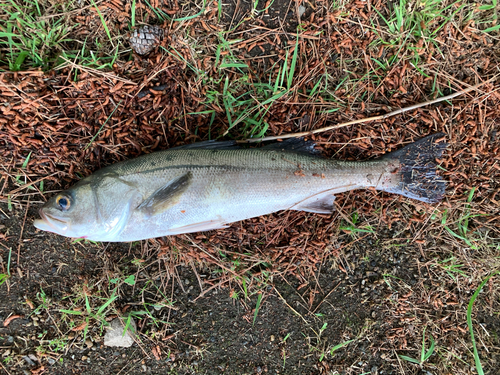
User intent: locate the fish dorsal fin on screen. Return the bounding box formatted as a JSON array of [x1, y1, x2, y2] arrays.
[[262, 138, 321, 156], [169, 140, 239, 151], [290, 192, 336, 214], [137, 172, 192, 216]]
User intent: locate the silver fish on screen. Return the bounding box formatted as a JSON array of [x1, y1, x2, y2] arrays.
[[34, 134, 446, 242]]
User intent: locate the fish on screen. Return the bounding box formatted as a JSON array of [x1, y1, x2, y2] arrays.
[[34, 134, 447, 242]]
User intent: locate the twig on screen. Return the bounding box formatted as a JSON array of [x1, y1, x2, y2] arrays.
[[185, 237, 240, 278], [190, 261, 204, 294], [239, 76, 497, 143], [59, 57, 138, 85], [311, 282, 341, 314], [17, 196, 30, 264], [0, 360, 12, 375], [191, 278, 231, 302], [273, 286, 308, 324], [8, 172, 59, 196]]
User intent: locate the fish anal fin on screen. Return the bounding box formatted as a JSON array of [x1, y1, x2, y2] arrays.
[[169, 220, 229, 235], [137, 172, 192, 216], [290, 192, 336, 214]]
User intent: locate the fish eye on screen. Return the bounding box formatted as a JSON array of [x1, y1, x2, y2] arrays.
[[56, 195, 71, 211]]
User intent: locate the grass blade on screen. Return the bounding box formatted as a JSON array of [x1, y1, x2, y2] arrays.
[[253, 293, 263, 326], [96, 293, 118, 315], [89, 0, 113, 43], [287, 34, 299, 90], [172, 0, 207, 21], [399, 355, 420, 364], [467, 272, 499, 375], [330, 339, 354, 355], [85, 100, 122, 150], [60, 309, 83, 315], [131, 0, 136, 27]]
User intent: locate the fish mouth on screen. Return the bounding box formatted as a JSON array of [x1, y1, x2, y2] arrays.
[[34, 209, 68, 234]]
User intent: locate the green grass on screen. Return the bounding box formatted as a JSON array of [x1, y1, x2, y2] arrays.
[[89, 0, 113, 44], [329, 339, 354, 356], [32, 288, 51, 315], [474, 0, 499, 33], [0, 0, 74, 71], [0, 0, 124, 72], [85, 100, 123, 150], [36, 337, 68, 356], [0, 248, 12, 287], [399, 326, 436, 365], [440, 188, 486, 249], [467, 272, 500, 375], [252, 292, 263, 325], [368, 0, 466, 79], [186, 55, 298, 138], [166, 27, 313, 138], [314, 322, 329, 361], [436, 256, 467, 281], [339, 212, 375, 236], [60, 291, 118, 340], [372, 0, 465, 43]]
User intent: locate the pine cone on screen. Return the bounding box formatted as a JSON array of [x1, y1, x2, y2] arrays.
[[129, 25, 165, 55]]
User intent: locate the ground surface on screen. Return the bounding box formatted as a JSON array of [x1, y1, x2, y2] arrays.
[[0, 0, 500, 374]]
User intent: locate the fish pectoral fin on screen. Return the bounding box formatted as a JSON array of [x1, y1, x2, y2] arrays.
[[137, 172, 192, 216], [169, 220, 229, 235], [290, 192, 336, 214]]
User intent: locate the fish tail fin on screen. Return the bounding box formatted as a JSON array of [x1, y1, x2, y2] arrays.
[[383, 133, 447, 203]]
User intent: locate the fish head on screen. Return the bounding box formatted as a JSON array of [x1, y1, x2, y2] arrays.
[[34, 179, 101, 239]]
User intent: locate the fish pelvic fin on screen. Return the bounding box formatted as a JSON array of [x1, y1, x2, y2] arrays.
[[382, 133, 447, 203], [290, 191, 336, 214]]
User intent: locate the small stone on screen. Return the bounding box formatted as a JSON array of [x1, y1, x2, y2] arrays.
[[270, 335, 275, 342], [298, 5, 306, 17], [22, 356, 35, 366], [85, 338, 93, 348], [82, 356, 88, 361], [47, 358, 56, 365], [104, 317, 137, 348]]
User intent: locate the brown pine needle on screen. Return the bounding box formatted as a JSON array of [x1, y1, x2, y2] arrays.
[[240, 76, 498, 143]]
